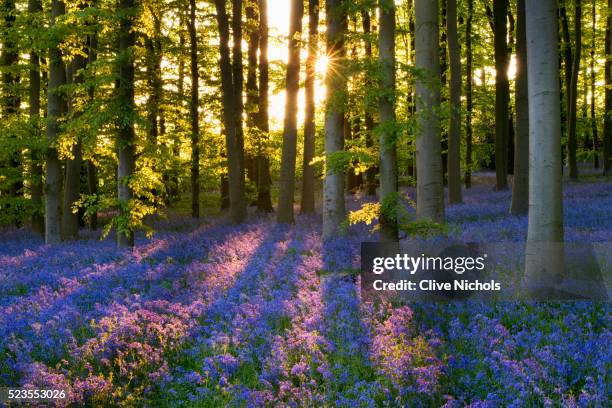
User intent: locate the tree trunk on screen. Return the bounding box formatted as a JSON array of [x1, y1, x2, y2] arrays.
[[415, 0, 444, 223], [29, 0, 43, 234], [447, 0, 462, 204], [591, 0, 598, 168], [256, 0, 273, 212], [603, 0, 612, 174], [277, 0, 304, 224], [189, 0, 200, 218], [378, 0, 398, 241], [440, 0, 448, 185], [362, 10, 377, 196], [510, 0, 529, 215], [87, 19, 98, 231], [62, 52, 87, 241], [524, 0, 564, 295], [245, 0, 259, 193], [301, 0, 319, 214], [322, 0, 347, 240], [45, 0, 67, 245], [214, 0, 247, 222], [494, 0, 509, 190], [116, 0, 136, 248], [465, 0, 473, 189], [567, 0, 582, 179]]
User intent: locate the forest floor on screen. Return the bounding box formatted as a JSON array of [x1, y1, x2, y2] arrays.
[[0, 173, 610, 406]]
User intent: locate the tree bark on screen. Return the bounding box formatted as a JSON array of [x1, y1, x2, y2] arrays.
[[245, 0, 259, 191], [603, 0, 612, 173], [322, 0, 347, 240], [524, 0, 564, 295], [29, 0, 43, 234], [45, 0, 67, 244], [415, 0, 444, 223], [301, 0, 319, 214], [567, 0, 582, 179], [591, 0, 598, 168], [465, 0, 473, 189], [494, 0, 510, 190], [362, 10, 378, 196], [277, 0, 304, 224], [116, 0, 137, 247], [447, 0, 462, 204], [378, 0, 398, 241], [214, 0, 247, 222], [62, 52, 87, 241], [189, 0, 200, 218], [256, 0, 273, 212], [87, 17, 98, 231], [510, 0, 529, 215]]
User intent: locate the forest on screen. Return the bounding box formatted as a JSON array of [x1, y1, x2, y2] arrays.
[[0, 0, 610, 406]]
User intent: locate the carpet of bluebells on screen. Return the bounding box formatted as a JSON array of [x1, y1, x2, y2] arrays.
[[0, 176, 610, 407]]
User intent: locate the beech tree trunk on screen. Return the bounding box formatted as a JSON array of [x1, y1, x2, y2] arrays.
[[87, 20, 98, 231], [45, 0, 67, 245], [447, 0, 462, 204], [465, 0, 473, 189], [415, 0, 444, 223], [494, 0, 509, 190], [245, 0, 259, 191], [510, 0, 529, 215], [301, 0, 319, 214], [277, 0, 304, 224], [378, 0, 398, 241], [567, 0, 582, 179], [322, 0, 347, 240], [603, 0, 612, 173], [116, 0, 137, 248], [362, 10, 377, 196], [524, 0, 564, 295], [29, 0, 43, 233], [591, 0, 599, 168], [189, 0, 200, 218]]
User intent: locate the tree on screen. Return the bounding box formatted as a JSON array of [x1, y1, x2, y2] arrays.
[[322, 0, 347, 240], [591, 0, 599, 168], [256, 0, 273, 212], [301, 0, 319, 214], [567, 0, 582, 179], [447, 0, 462, 204], [362, 9, 377, 196], [465, 0, 473, 189], [378, 0, 398, 241], [214, 0, 247, 223], [524, 0, 564, 295], [415, 0, 444, 223], [494, 0, 509, 190], [28, 0, 43, 234], [189, 0, 200, 218], [45, 0, 67, 245], [510, 0, 529, 215], [604, 0, 612, 173], [116, 0, 137, 247], [277, 0, 304, 223]]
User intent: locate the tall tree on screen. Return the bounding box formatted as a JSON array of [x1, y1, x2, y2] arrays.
[[604, 0, 612, 173], [322, 0, 347, 240], [214, 0, 247, 222], [362, 9, 377, 196], [447, 0, 461, 204], [45, 0, 67, 244], [86, 12, 99, 231], [465, 0, 473, 189], [591, 0, 599, 168], [277, 0, 304, 223], [301, 0, 319, 214], [415, 0, 444, 222], [188, 0, 200, 218], [510, 0, 529, 215], [567, 0, 582, 179], [62, 40, 88, 240], [256, 0, 273, 212], [245, 0, 259, 188], [494, 0, 510, 190], [116, 0, 137, 247], [378, 0, 398, 241], [524, 0, 564, 294], [29, 0, 43, 233]]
